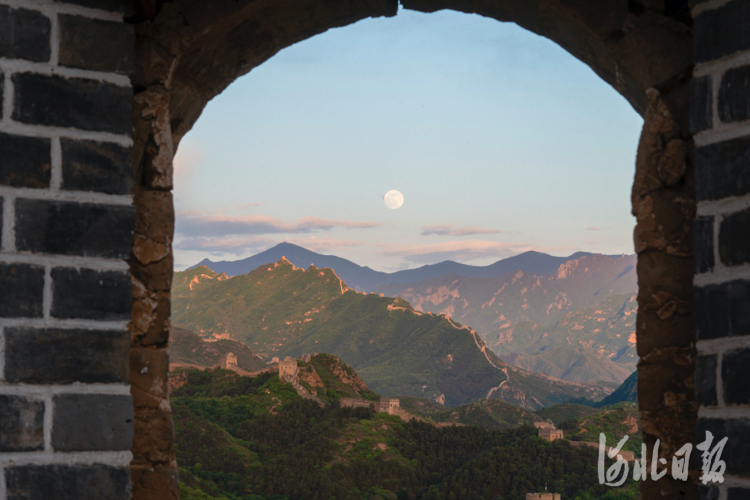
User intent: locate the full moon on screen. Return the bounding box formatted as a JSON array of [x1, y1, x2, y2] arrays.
[[384, 190, 404, 209]]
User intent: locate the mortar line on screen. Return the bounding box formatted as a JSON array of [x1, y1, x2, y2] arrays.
[[1, 195, 15, 253], [718, 485, 727, 500], [0, 1, 125, 22], [0, 317, 129, 330], [50, 136, 62, 190], [716, 352, 725, 407], [0, 465, 5, 500], [697, 194, 750, 216], [698, 405, 750, 419], [0, 253, 130, 271], [0, 384, 131, 396], [43, 394, 53, 452], [42, 266, 52, 320], [0, 326, 4, 382], [0, 122, 132, 146], [691, 0, 735, 17], [0, 59, 132, 87], [0, 186, 133, 206], [1, 68, 10, 124], [694, 263, 750, 286], [0, 450, 133, 467], [697, 335, 750, 355], [694, 120, 750, 147], [49, 5, 59, 67]]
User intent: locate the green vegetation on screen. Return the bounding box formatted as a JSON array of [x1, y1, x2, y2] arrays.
[[169, 327, 268, 371], [172, 262, 611, 408], [402, 397, 546, 431], [173, 368, 624, 500], [535, 404, 601, 427], [558, 402, 642, 453]]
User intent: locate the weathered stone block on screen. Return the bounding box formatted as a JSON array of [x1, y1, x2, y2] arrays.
[[695, 418, 750, 476], [719, 65, 750, 123], [4, 327, 129, 384], [0, 263, 44, 318], [61, 139, 133, 194], [0, 6, 51, 62], [130, 348, 169, 403], [691, 74, 712, 134], [695, 136, 750, 201], [52, 394, 133, 451], [722, 347, 750, 405], [719, 206, 750, 266], [695, 354, 717, 406], [694, 216, 715, 273], [12, 73, 132, 135], [132, 410, 175, 466], [130, 466, 179, 500], [694, 280, 750, 340], [59, 15, 134, 74], [6, 464, 130, 500], [51, 268, 132, 320], [15, 199, 134, 258], [53, 0, 134, 16], [0, 395, 44, 452], [694, 0, 750, 63], [0, 132, 51, 188]]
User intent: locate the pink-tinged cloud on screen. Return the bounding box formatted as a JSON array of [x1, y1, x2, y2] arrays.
[[378, 240, 577, 264], [175, 235, 363, 256], [421, 224, 502, 236], [175, 236, 277, 255], [173, 141, 204, 184], [175, 212, 381, 238], [286, 236, 364, 252]]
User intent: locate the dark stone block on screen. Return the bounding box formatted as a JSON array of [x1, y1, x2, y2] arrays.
[[694, 0, 750, 63], [695, 418, 750, 476], [54, 0, 134, 16], [58, 15, 134, 74], [51, 268, 131, 321], [691, 75, 713, 134], [12, 72, 132, 135], [6, 464, 130, 500], [720, 207, 750, 266], [52, 394, 133, 451], [0, 6, 51, 62], [722, 347, 750, 405], [0, 396, 44, 452], [15, 199, 134, 258], [695, 354, 718, 406], [61, 139, 132, 195], [719, 65, 750, 123], [695, 136, 750, 201], [0, 132, 51, 188], [728, 488, 750, 500], [694, 216, 715, 273], [0, 263, 44, 318], [694, 280, 750, 340], [4, 327, 129, 384], [698, 485, 720, 500]]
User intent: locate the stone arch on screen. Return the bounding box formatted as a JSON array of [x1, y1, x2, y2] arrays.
[[128, 1, 696, 498]]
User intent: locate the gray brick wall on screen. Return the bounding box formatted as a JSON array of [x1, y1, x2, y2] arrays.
[[0, 1, 134, 499], [692, 0, 750, 494]]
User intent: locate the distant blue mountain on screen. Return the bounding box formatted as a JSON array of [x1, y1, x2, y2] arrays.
[[189, 243, 609, 292]]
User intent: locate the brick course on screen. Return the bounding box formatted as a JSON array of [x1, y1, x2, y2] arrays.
[[0, 263, 45, 318], [4, 327, 129, 384], [58, 15, 135, 75], [0, 133, 51, 188], [693, 0, 750, 63], [695, 136, 750, 201], [5, 464, 131, 500], [0, 6, 51, 62], [51, 268, 132, 320], [52, 394, 134, 451], [61, 138, 133, 195], [0, 396, 44, 452], [694, 279, 750, 340]]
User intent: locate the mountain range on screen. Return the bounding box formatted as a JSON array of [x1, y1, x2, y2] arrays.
[[171, 260, 612, 408], [190, 242, 603, 293]]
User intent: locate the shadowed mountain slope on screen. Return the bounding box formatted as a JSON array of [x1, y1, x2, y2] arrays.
[[171, 259, 612, 408]]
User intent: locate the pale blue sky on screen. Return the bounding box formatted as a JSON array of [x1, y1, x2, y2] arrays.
[[173, 8, 643, 272]]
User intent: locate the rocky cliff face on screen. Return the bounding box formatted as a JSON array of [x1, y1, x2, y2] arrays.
[[376, 254, 638, 383]]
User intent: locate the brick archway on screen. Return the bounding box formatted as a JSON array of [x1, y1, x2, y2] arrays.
[[128, 1, 696, 498]]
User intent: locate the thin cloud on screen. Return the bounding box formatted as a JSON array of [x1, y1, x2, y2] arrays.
[[286, 236, 364, 252], [173, 141, 203, 184], [421, 225, 502, 236], [586, 226, 610, 231], [176, 212, 381, 238]]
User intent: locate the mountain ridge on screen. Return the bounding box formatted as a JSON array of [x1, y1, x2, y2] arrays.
[[189, 242, 623, 293]]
